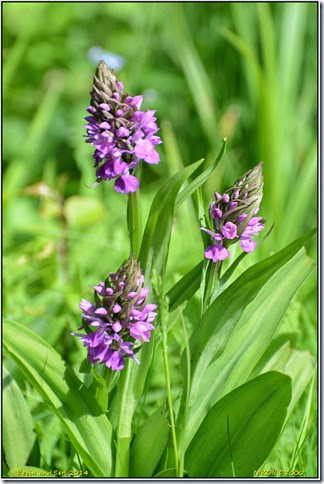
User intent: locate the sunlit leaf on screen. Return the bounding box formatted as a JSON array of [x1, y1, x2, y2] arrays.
[[189, 230, 315, 406], [186, 372, 291, 477], [139, 157, 204, 282], [3, 366, 36, 469], [3, 321, 113, 477], [185, 231, 315, 446], [130, 403, 170, 477]]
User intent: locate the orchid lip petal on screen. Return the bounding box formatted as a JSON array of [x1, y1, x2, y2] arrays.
[[200, 227, 223, 242]]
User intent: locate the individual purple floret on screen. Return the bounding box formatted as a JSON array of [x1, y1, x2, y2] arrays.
[[201, 163, 265, 263], [84, 61, 162, 193], [72, 255, 157, 371]]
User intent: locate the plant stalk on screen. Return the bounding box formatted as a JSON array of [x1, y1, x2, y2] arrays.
[[178, 312, 191, 477], [160, 296, 179, 476], [127, 187, 142, 258], [203, 260, 221, 311], [114, 363, 133, 477]]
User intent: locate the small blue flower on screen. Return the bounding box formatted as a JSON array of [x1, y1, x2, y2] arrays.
[[88, 46, 125, 71]]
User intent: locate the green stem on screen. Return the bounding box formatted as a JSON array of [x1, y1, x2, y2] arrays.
[[115, 363, 133, 477], [115, 175, 142, 476], [133, 333, 156, 435], [127, 188, 142, 258], [160, 297, 179, 475], [203, 260, 221, 311], [178, 312, 191, 477]]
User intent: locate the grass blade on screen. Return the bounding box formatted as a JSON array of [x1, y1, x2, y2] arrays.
[[3, 321, 113, 477]]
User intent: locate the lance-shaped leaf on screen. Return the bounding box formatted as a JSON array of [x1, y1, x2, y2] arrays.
[[187, 230, 315, 408], [186, 371, 291, 477], [3, 321, 113, 477], [139, 157, 204, 281], [249, 330, 315, 417], [186, 243, 314, 447], [3, 366, 36, 469], [129, 403, 170, 477]]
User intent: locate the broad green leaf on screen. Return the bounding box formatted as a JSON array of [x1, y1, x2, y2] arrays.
[[39, 415, 62, 467], [293, 370, 317, 464], [154, 468, 177, 477], [248, 332, 298, 379], [3, 321, 113, 477], [3, 366, 36, 469], [188, 230, 315, 407], [250, 334, 315, 422], [186, 372, 291, 477], [279, 350, 315, 422], [139, 157, 204, 281], [2, 459, 9, 477], [88, 366, 108, 413], [186, 245, 314, 447], [130, 403, 170, 477]]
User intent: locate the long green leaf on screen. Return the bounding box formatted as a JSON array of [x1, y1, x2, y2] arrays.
[[188, 230, 315, 406], [3, 321, 113, 477], [129, 403, 170, 477], [139, 157, 204, 281], [249, 333, 297, 379], [186, 244, 314, 447], [3, 366, 36, 469], [186, 371, 291, 477], [250, 335, 315, 422], [280, 350, 315, 422]]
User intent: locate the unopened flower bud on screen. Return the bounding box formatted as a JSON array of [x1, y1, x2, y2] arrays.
[[200, 163, 265, 263]]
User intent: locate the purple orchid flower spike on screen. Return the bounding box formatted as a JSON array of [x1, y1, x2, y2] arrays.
[[85, 61, 162, 193], [72, 255, 157, 371], [201, 162, 265, 262]]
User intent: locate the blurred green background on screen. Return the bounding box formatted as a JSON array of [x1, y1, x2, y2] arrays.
[[3, 2, 318, 476]]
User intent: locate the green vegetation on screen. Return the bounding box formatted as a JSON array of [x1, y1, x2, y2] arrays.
[[3, 3, 317, 477]]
